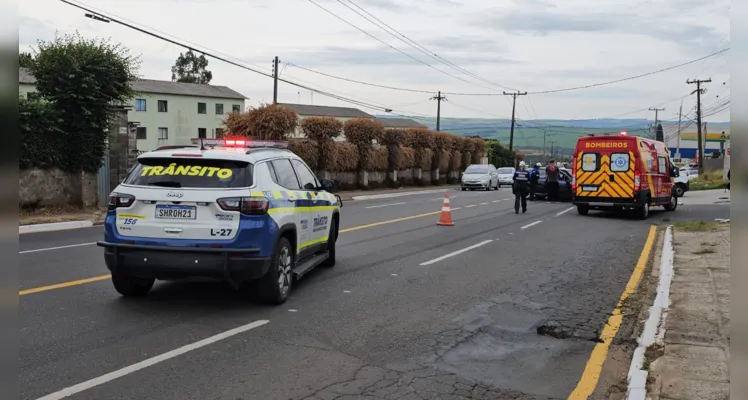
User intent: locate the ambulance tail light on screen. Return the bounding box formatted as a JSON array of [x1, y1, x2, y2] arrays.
[[108, 192, 135, 210], [634, 174, 641, 191], [217, 196, 269, 215], [571, 175, 576, 191]]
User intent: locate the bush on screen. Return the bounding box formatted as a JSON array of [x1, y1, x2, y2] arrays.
[[226, 103, 298, 140], [398, 147, 415, 169], [451, 150, 463, 171], [332, 142, 358, 172], [370, 146, 389, 172], [420, 148, 434, 171], [410, 129, 436, 169], [380, 128, 406, 172], [438, 150, 451, 171], [288, 139, 318, 169], [20, 97, 65, 170], [300, 116, 343, 172], [343, 118, 384, 172], [471, 138, 487, 163]]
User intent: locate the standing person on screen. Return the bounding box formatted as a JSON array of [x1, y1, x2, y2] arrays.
[[546, 159, 560, 201], [513, 161, 531, 214], [529, 162, 541, 200]]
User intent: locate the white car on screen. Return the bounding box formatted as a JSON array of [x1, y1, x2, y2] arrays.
[[496, 167, 516, 187], [461, 164, 499, 191], [97, 138, 341, 304], [674, 168, 692, 197]]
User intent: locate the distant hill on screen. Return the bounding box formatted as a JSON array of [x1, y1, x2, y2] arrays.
[[376, 115, 730, 152]]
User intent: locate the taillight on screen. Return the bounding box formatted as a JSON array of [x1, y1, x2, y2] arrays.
[[571, 175, 576, 191], [108, 192, 135, 210], [634, 175, 641, 191], [216, 196, 269, 215]]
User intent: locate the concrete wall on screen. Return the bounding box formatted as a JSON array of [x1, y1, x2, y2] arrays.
[[20, 169, 98, 208]]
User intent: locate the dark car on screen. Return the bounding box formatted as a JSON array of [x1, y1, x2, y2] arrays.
[[532, 168, 573, 201]]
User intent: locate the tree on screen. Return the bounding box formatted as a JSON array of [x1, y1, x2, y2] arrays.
[[171, 50, 212, 84], [486, 140, 515, 167], [30, 32, 139, 173], [19, 52, 34, 68], [224, 103, 298, 140], [301, 116, 343, 173]]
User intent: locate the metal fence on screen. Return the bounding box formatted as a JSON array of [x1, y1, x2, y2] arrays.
[[97, 152, 110, 207]]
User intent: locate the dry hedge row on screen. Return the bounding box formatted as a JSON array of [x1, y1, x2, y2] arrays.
[[224, 104, 486, 173]]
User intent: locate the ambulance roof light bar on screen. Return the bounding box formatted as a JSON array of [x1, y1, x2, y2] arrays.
[[189, 138, 289, 150], [620, 131, 628, 136]]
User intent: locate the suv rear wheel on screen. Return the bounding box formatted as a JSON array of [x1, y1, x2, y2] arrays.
[[258, 237, 293, 305], [637, 200, 650, 220], [112, 273, 155, 297], [321, 218, 337, 268]]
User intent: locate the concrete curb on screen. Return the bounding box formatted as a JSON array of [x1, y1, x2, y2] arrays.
[[626, 226, 674, 400], [19, 220, 95, 234], [350, 188, 455, 201]]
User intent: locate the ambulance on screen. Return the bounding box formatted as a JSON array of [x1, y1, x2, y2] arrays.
[[571, 132, 679, 219]]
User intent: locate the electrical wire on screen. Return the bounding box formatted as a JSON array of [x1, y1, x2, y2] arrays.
[[306, 0, 504, 92], [342, 0, 517, 91]]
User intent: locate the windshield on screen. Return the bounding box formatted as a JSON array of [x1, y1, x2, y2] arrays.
[[124, 157, 252, 188], [497, 168, 514, 174], [465, 165, 489, 174]]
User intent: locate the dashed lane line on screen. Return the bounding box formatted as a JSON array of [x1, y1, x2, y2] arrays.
[[34, 320, 270, 400], [521, 221, 542, 230], [419, 240, 494, 266], [365, 202, 406, 209], [556, 207, 575, 216]]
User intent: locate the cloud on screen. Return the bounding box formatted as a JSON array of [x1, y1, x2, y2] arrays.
[[472, 8, 724, 54]]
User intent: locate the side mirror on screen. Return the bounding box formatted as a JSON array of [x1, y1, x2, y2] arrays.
[[320, 179, 335, 191], [670, 166, 679, 178], [335, 194, 343, 208]]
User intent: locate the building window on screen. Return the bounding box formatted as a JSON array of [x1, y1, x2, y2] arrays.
[[135, 99, 147, 111], [215, 103, 224, 115], [136, 127, 147, 139], [158, 100, 168, 112], [198, 128, 207, 138], [158, 127, 168, 140], [216, 128, 225, 138], [197, 102, 206, 114], [232, 104, 241, 113]]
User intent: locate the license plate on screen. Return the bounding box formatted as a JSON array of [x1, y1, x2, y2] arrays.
[[582, 185, 598, 192], [155, 204, 197, 219]]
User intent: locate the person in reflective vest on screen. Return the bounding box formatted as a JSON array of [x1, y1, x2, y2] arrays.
[[513, 161, 531, 214], [529, 162, 541, 200]]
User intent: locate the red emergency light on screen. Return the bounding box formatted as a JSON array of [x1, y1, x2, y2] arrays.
[[190, 137, 289, 150], [620, 131, 628, 136]]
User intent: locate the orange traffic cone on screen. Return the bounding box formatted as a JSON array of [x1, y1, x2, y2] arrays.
[[437, 194, 455, 226]]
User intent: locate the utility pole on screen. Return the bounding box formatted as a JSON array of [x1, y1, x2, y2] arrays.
[[430, 91, 447, 131], [687, 78, 711, 175], [272, 56, 279, 104], [675, 103, 683, 159], [549, 141, 556, 160], [503, 91, 528, 153], [542, 129, 547, 158]]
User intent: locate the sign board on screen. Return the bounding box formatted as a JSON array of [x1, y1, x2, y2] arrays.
[[118, 127, 128, 135], [679, 132, 729, 142]]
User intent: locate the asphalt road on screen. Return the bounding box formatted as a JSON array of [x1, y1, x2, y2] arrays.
[[19, 188, 730, 400]]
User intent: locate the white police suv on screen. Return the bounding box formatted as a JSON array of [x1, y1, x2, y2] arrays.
[[97, 138, 342, 304]]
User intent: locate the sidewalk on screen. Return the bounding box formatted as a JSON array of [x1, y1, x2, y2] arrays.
[[647, 223, 730, 399]]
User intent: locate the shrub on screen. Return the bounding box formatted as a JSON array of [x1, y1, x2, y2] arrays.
[[471, 138, 487, 164], [438, 150, 451, 171], [225, 103, 298, 140], [380, 128, 406, 172], [420, 148, 434, 171], [451, 150, 463, 171], [332, 142, 358, 172], [343, 118, 384, 172], [370, 146, 389, 172], [288, 139, 318, 169], [20, 97, 65, 170], [410, 129, 436, 169], [300, 116, 343, 172], [398, 147, 415, 169]]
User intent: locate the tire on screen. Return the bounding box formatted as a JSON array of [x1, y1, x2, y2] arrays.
[[674, 183, 686, 197], [637, 200, 650, 220], [112, 273, 154, 297], [664, 193, 678, 211], [461, 187, 467, 191], [577, 205, 589, 215], [258, 237, 293, 305], [321, 218, 337, 268]]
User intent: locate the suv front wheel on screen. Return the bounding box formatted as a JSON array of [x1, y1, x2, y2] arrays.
[[258, 237, 293, 305]]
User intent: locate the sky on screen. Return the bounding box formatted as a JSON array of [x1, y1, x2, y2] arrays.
[[18, 0, 732, 123]]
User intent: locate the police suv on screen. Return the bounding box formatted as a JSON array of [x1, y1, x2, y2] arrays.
[[97, 138, 341, 305]]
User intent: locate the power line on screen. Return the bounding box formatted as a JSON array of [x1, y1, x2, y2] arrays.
[[342, 0, 517, 91], [58, 0, 432, 119], [306, 0, 503, 92]]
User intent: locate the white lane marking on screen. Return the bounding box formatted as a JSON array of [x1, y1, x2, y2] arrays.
[[556, 207, 574, 216], [521, 221, 542, 230], [20, 242, 96, 254], [365, 202, 406, 209], [465, 205, 476, 208], [479, 202, 488, 206], [35, 320, 270, 400], [419, 240, 493, 266], [492, 200, 501, 203], [391, 274, 398, 276], [288, 309, 298, 312], [434, 196, 457, 201], [343, 290, 351, 293]]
